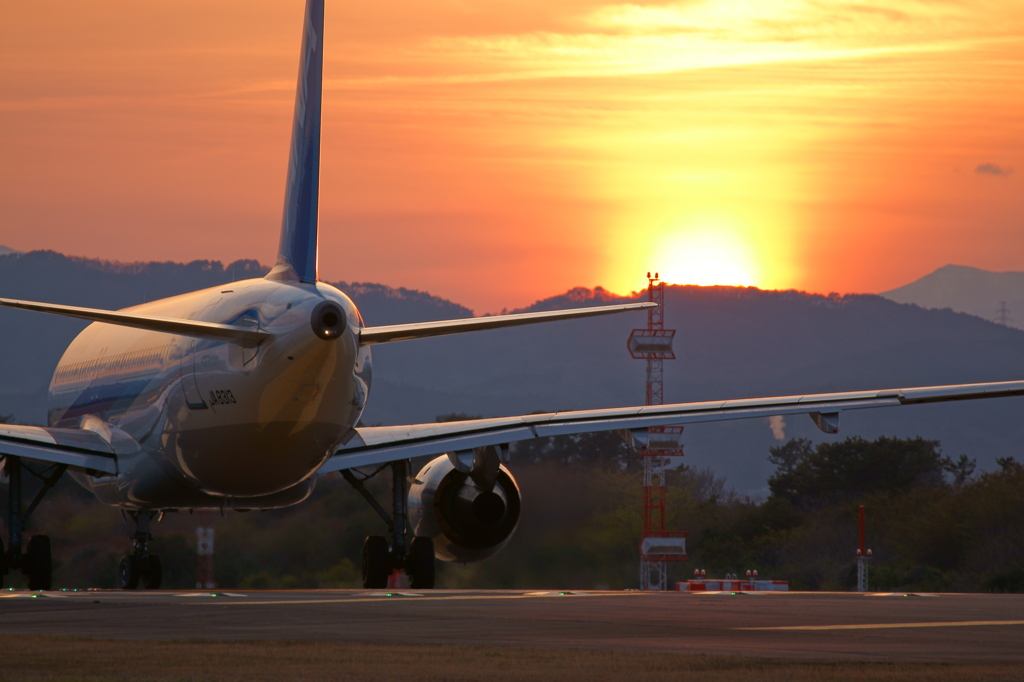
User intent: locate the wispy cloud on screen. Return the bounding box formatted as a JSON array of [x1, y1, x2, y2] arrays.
[[975, 163, 1012, 177], [407, 0, 1016, 83], [585, 0, 922, 40]]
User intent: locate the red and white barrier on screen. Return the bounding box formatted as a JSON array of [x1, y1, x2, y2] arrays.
[[677, 579, 788, 592], [386, 569, 410, 589]]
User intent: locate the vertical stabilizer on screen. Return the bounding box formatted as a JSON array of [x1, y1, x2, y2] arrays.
[[267, 0, 324, 283]]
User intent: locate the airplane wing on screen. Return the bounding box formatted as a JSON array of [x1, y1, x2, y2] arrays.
[[359, 302, 656, 345], [319, 379, 1024, 473], [0, 424, 118, 475]]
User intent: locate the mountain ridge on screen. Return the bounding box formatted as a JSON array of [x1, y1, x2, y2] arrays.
[[4, 251, 1024, 494]]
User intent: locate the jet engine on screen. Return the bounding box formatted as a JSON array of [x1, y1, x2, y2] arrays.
[[408, 452, 521, 563]]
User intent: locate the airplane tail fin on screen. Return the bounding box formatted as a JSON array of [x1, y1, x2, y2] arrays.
[[267, 0, 324, 284]]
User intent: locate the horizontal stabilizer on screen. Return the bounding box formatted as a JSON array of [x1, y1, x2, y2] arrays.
[[0, 298, 270, 347], [359, 302, 657, 345]]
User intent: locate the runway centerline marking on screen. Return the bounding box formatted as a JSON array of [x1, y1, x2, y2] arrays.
[[739, 620, 1024, 631]]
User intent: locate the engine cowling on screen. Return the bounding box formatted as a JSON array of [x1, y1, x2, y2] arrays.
[[408, 455, 521, 563]]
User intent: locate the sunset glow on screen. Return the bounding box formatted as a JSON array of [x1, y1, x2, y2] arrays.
[[1, 0, 1022, 311]]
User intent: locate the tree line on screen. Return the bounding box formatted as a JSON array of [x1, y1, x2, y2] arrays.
[[4, 427, 1022, 592]]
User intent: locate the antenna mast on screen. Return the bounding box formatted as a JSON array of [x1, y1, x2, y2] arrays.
[[996, 301, 1011, 327]]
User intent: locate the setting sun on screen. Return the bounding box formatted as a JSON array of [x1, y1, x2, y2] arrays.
[[657, 231, 757, 287]]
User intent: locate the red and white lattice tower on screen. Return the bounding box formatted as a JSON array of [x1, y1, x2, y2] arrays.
[[627, 274, 688, 590], [196, 511, 216, 589]]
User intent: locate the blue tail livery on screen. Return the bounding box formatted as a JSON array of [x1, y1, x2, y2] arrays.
[[268, 0, 324, 284]]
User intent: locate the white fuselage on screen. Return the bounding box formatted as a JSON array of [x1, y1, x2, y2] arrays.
[[47, 278, 371, 510]]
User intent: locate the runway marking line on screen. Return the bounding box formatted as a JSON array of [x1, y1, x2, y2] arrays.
[[187, 593, 618, 606], [739, 620, 1024, 631]]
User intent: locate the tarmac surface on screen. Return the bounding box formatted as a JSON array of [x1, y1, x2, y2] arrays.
[[1, 589, 1022, 662]]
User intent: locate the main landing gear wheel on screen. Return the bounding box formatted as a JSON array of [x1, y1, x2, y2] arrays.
[[407, 536, 435, 589], [25, 535, 52, 591], [142, 555, 162, 590], [4, 457, 67, 591], [362, 535, 390, 589], [118, 555, 141, 590]]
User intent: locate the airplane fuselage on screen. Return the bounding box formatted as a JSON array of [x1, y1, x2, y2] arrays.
[[47, 279, 371, 510]]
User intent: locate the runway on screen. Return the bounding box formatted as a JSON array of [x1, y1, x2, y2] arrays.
[[2, 589, 1022, 662]]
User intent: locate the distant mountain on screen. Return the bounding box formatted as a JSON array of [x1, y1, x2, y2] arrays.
[[0, 246, 23, 257], [881, 264, 1024, 330], [4, 251, 1024, 494]]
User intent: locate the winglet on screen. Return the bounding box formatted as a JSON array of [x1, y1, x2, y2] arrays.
[[267, 0, 325, 284]]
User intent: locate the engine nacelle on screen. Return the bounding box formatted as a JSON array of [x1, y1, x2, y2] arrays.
[[408, 455, 521, 563]]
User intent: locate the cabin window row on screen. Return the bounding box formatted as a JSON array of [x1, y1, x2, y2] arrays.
[[53, 346, 172, 385]]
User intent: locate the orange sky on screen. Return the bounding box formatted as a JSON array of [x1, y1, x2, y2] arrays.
[[1, 0, 1022, 312]]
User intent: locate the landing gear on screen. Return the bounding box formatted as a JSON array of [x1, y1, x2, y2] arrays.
[[118, 511, 162, 590], [362, 535, 390, 589], [344, 460, 436, 589], [25, 535, 52, 591], [2, 456, 66, 590]]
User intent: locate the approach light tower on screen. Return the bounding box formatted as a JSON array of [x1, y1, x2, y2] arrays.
[[627, 273, 688, 591], [856, 505, 872, 592]]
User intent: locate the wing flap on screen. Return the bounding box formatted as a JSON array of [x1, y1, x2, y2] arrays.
[[319, 379, 1024, 473]]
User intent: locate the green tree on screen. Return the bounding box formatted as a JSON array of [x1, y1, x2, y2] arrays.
[[767, 436, 946, 512], [943, 454, 977, 487], [995, 456, 1022, 473], [435, 413, 483, 423], [511, 431, 634, 470]]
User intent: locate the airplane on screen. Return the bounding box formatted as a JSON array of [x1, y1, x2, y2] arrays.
[[3, 0, 1024, 592]]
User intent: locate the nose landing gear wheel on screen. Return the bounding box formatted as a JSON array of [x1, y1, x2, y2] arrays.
[[407, 536, 435, 589], [118, 553, 162, 590], [362, 535, 390, 589], [119, 511, 162, 589], [25, 535, 52, 591]]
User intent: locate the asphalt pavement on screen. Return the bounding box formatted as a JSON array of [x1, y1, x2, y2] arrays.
[[2, 589, 1022, 662]]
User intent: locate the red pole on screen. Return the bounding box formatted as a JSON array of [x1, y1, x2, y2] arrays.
[[858, 505, 865, 555]]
